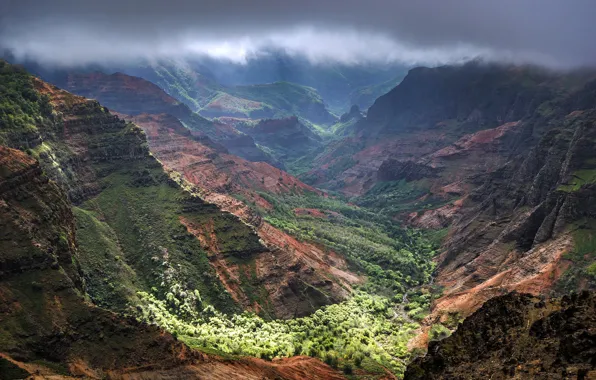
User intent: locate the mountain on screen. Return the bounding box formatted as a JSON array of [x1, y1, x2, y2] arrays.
[[405, 291, 596, 379], [118, 61, 338, 124], [301, 61, 596, 321], [0, 60, 362, 379], [185, 52, 409, 114], [36, 70, 281, 166], [119, 112, 358, 319], [1, 61, 444, 378], [4, 54, 596, 379]]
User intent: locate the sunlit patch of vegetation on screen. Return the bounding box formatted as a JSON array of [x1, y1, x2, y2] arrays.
[[558, 169, 596, 192], [137, 290, 420, 376], [135, 187, 440, 376], [0, 61, 53, 146]]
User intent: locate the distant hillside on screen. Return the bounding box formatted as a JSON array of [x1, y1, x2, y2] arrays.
[[226, 81, 337, 125], [195, 51, 409, 114], [348, 73, 407, 111], [303, 61, 596, 322]]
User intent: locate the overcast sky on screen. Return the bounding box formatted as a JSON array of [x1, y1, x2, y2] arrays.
[[1, 0, 595, 68]]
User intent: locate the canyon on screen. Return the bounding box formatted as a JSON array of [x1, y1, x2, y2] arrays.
[[1, 56, 595, 379]]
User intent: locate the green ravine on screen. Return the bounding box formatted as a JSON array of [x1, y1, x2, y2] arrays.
[[134, 187, 442, 376], [0, 60, 442, 377]]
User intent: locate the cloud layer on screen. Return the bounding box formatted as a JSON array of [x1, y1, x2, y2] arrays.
[[1, 0, 595, 67]]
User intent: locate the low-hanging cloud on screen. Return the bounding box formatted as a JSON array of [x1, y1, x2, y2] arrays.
[[1, 0, 595, 68]]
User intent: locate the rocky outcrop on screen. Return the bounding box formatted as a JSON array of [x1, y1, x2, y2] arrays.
[[405, 291, 596, 379], [339, 105, 364, 123]]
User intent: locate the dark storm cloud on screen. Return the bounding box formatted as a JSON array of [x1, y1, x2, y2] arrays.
[[1, 0, 595, 67]]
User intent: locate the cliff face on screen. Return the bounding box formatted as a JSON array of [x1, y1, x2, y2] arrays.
[[302, 63, 596, 320], [434, 99, 596, 317], [405, 291, 596, 379], [305, 63, 585, 196], [0, 146, 199, 376]]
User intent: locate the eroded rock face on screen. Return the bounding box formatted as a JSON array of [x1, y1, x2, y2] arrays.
[[405, 291, 596, 380], [306, 63, 566, 196], [436, 109, 596, 316], [0, 146, 198, 374]]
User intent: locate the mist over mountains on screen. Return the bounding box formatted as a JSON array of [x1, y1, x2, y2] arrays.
[[1, 1, 596, 379], [2, 0, 596, 68]]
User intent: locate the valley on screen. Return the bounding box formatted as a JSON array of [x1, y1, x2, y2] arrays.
[[1, 50, 595, 380]]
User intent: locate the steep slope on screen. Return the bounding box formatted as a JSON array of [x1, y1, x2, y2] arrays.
[[200, 91, 277, 119], [0, 145, 200, 377], [0, 60, 354, 380], [33, 70, 277, 166], [306, 62, 574, 196], [348, 74, 407, 111], [226, 82, 337, 125], [63, 71, 191, 117], [304, 61, 596, 319], [121, 112, 359, 318], [434, 107, 596, 315], [405, 291, 596, 379]]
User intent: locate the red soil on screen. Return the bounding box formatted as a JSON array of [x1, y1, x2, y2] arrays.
[[121, 113, 361, 318]]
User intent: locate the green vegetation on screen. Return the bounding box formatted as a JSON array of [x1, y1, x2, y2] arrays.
[[132, 184, 440, 376], [357, 179, 450, 217], [0, 357, 31, 379], [255, 192, 436, 296], [228, 82, 336, 124], [137, 291, 420, 375], [428, 324, 451, 341], [202, 91, 274, 118], [75, 161, 244, 315], [74, 207, 139, 310], [0, 60, 53, 145], [558, 169, 596, 192], [556, 219, 596, 292], [146, 63, 219, 111]]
